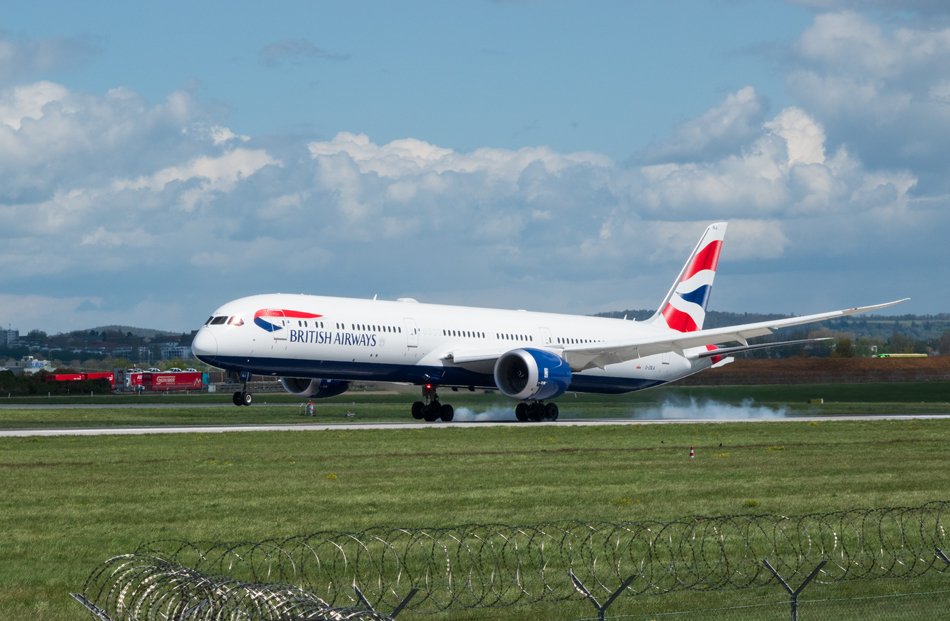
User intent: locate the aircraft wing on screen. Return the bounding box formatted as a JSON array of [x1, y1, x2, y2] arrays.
[[442, 299, 907, 373], [561, 298, 909, 372]]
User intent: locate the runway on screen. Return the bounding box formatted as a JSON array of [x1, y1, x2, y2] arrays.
[[2, 414, 948, 437]]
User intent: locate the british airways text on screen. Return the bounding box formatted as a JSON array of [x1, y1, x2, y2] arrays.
[[289, 330, 378, 347]]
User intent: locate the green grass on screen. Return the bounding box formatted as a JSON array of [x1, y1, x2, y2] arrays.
[[2, 412, 950, 619], [1, 381, 949, 429]]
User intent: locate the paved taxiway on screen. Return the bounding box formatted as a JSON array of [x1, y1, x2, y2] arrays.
[[2, 414, 948, 437]]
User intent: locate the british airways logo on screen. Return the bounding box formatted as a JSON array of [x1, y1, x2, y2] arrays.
[[253, 309, 323, 332], [254, 308, 379, 348]]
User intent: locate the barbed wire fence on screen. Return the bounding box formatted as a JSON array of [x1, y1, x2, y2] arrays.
[[74, 501, 950, 620]]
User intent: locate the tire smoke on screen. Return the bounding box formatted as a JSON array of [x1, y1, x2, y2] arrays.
[[633, 397, 787, 420]]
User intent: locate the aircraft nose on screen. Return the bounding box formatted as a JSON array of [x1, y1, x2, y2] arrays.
[[192, 328, 218, 358]]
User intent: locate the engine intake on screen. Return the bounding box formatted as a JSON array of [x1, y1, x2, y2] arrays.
[[493, 348, 572, 401], [279, 377, 350, 399]]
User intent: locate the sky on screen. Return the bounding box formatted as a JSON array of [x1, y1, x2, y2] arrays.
[[2, 0, 949, 335]]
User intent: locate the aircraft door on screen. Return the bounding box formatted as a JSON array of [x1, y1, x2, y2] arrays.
[[404, 318, 419, 347], [538, 327, 553, 346], [270, 310, 288, 352]]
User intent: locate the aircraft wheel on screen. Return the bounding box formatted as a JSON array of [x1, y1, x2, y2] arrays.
[[529, 402, 545, 422], [232, 391, 243, 406], [411, 401, 425, 419], [544, 403, 559, 421], [515, 402, 528, 422], [241, 391, 253, 406], [423, 402, 440, 422], [440, 403, 454, 422]]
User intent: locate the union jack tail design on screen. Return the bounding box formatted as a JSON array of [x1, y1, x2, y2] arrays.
[[650, 222, 726, 333]]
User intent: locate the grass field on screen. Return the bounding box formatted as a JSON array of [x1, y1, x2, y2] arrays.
[[2, 390, 950, 619], [1, 380, 949, 428]]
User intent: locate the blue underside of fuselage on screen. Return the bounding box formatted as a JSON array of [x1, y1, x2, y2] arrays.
[[197, 354, 665, 395]]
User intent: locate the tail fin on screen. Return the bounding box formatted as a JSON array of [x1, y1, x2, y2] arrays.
[[649, 222, 727, 333]]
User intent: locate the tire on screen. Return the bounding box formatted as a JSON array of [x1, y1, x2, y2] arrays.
[[241, 392, 253, 406], [232, 391, 243, 406], [515, 402, 528, 421], [423, 402, 440, 422], [411, 401, 425, 419], [440, 403, 454, 422], [529, 402, 544, 422], [544, 402, 559, 421]]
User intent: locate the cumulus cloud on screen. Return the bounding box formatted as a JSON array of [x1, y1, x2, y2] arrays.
[[640, 86, 768, 163], [786, 11, 950, 187], [789, 1, 950, 20], [0, 23, 945, 334], [623, 91, 916, 230]]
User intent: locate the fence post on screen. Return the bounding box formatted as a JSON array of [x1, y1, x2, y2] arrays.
[[763, 559, 827, 621], [569, 570, 636, 621], [69, 593, 113, 621], [354, 584, 419, 619]]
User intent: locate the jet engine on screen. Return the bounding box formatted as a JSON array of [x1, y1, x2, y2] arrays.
[[279, 377, 350, 398], [493, 348, 572, 401]]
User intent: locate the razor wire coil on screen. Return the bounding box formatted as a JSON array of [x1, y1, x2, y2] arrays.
[[78, 501, 950, 620]]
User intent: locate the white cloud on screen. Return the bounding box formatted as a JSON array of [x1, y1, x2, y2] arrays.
[[0, 81, 69, 130], [786, 11, 950, 184], [641, 86, 767, 162], [308, 131, 610, 181], [113, 148, 280, 211], [0, 58, 945, 334], [764, 108, 825, 166]]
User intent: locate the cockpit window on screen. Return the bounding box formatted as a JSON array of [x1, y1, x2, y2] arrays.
[[206, 315, 244, 326]]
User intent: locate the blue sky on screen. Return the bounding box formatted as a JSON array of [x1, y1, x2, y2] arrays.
[[2, 1, 949, 334]]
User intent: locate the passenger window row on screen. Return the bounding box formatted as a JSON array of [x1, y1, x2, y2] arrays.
[[443, 329, 487, 338], [351, 323, 402, 333]]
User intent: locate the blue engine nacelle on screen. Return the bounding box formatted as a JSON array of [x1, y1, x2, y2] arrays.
[[493, 348, 572, 401], [279, 377, 350, 398]]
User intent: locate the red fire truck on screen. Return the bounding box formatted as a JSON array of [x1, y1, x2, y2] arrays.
[[45, 372, 116, 390], [140, 371, 207, 392]]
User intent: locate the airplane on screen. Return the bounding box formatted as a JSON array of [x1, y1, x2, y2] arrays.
[[191, 222, 907, 421]]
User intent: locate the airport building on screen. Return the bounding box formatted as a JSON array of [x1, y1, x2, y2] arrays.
[[1, 328, 19, 347], [160, 344, 193, 361]]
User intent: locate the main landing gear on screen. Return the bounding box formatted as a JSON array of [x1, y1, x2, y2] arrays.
[[411, 383, 454, 422], [409, 384, 560, 423], [515, 401, 559, 422], [232, 371, 253, 406]]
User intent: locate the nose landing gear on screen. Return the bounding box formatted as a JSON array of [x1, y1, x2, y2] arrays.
[[231, 371, 253, 406]]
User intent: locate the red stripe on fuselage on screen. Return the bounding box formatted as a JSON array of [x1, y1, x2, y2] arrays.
[[254, 309, 323, 319]]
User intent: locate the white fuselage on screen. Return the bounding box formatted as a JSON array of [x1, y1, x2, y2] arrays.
[[192, 293, 710, 395]]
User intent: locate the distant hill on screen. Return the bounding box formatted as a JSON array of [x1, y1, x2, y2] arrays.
[[92, 326, 186, 339], [70, 312, 950, 344], [596, 310, 950, 342]]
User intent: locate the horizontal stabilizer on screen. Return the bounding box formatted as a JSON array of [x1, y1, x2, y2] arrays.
[[691, 337, 833, 359]]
